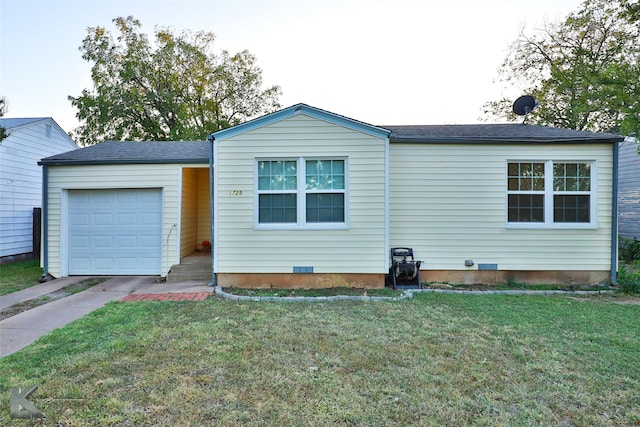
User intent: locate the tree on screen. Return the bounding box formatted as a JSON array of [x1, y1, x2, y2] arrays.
[[622, 0, 640, 20], [69, 16, 281, 145], [483, 0, 640, 137], [0, 96, 8, 142]]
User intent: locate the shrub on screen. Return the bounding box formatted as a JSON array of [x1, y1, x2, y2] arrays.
[[619, 237, 640, 263], [616, 262, 640, 294]]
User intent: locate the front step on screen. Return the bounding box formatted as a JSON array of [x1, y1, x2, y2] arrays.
[[166, 254, 212, 282]]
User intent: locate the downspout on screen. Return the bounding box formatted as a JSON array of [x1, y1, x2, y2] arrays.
[[39, 164, 51, 282], [610, 142, 619, 284], [207, 133, 217, 287]]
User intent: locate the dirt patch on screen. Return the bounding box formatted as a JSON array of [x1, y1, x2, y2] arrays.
[[566, 294, 640, 305], [0, 278, 107, 321], [425, 283, 615, 292]]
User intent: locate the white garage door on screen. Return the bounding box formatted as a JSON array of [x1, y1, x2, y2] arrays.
[[68, 189, 162, 275]]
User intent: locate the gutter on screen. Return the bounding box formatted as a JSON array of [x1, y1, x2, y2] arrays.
[[610, 142, 619, 284], [389, 136, 623, 144], [207, 133, 217, 287], [39, 158, 209, 167]]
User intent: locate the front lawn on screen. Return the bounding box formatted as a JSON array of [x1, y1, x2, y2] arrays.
[[1, 294, 638, 425], [0, 259, 42, 295]]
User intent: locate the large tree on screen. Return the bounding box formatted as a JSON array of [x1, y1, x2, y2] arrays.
[[70, 16, 281, 145], [483, 0, 640, 137], [0, 96, 8, 142]]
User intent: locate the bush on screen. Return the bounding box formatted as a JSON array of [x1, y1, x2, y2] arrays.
[[619, 237, 640, 263], [616, 262, 640, 294]]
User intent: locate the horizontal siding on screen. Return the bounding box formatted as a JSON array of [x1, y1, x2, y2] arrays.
[[618, 140, 640, 239], [0, 119, 77, 257], [196, 168, 211, 243], [46, 163, 206, 277], [180, 168, 198, 257], [389, 143, 614, 272], [215, 114, 386, 274]]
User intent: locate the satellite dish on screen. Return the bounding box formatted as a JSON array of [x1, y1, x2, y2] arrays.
[[512, 95, 539, 123]]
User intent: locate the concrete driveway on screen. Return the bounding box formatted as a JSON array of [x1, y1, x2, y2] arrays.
[[0, 276, 214, 358]]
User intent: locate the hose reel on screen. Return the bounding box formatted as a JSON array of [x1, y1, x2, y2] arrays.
[[389, 247, 422, 289]]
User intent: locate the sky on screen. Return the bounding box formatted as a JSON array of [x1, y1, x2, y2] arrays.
[[1, 0, 583, 134]]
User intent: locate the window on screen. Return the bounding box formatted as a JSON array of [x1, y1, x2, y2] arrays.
[[257, 158, 347, 227], [507, 162, 545, 222], [507, 160, 595, 227], [257, 160, 297, 223], [552, 162, 591, 223]]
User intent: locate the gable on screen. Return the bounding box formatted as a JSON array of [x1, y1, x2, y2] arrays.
[[212, 103, 391, 142]]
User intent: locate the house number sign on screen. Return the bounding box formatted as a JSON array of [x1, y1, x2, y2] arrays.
[[229, 190, 243, 196]]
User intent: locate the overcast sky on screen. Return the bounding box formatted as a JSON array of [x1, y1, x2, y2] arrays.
[[1, 0, 582, 134]]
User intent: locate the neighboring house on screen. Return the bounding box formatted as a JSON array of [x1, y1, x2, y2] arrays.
[[618, 137, 640, 240], [0, 118, 78, 260], [39, 104, 624, 287]]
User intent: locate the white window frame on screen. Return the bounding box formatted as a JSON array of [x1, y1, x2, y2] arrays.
[[255, 157, 349, 230], [506, 159, 597, 229]]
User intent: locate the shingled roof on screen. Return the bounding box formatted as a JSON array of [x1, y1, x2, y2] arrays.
[[384, 124, 624, 144], [39, 120, 624, 167], [39, 141, 209, 166]]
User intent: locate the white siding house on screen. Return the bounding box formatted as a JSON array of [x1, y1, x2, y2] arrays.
[[39, 104, 624, 287], [389, 141, 614, 284], [212, 107, 388, 288], [39, 142, 209, 279], [618, 138, 640, 240], [0, 118, 77, 259]]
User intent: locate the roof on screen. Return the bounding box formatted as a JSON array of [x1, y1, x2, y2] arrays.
[[39, 141, 209, 166], [37, 105, 625, 166], [384, 123, 624, 144], [0, 117, 49, 130]]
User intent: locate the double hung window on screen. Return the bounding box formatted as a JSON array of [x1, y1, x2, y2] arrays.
[[507, 160, 595, 227], [257, 158, 347, 228]]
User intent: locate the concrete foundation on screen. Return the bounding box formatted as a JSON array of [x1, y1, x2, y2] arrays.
[[218, 273, 385, 289], [218, 270, 611, 289], [421, 270, 611, 286]]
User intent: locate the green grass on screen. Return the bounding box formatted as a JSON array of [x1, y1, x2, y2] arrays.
[[1, 295, 639, 425], [0, 259, 42, 295]]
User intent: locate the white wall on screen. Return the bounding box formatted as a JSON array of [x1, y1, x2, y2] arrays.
[[215, 113, 387, 274], [618, 139, 640, 240], [45, 163, 207, 277], [0, 119, 77, 257], [389, 143, 614, 272]]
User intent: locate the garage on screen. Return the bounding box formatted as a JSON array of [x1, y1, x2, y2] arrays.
[[68, 188, 162, 275]]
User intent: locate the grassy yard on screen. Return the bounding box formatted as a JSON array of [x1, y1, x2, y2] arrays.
[[0, 259, 42, 296], [1, 294, 638, 426]]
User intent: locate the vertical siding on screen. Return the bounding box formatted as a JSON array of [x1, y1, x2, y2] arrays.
[[618, 140, 640, 240], [389, 143, 614, 271], [45, 163, 206, 277], [215, 114, 386, 273], [0, 120, 77, 257]]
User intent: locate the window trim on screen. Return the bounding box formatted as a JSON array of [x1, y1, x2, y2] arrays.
[[254, 156, 349, 230], [506, 159, 598, 229]]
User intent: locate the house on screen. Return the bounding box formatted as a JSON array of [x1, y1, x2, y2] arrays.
[[39, 104, 624, 287], [0, 118, 78, 261], [618, 137, 640, 240]]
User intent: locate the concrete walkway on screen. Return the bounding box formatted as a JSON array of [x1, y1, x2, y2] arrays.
[[0, 276, 214, 358]]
